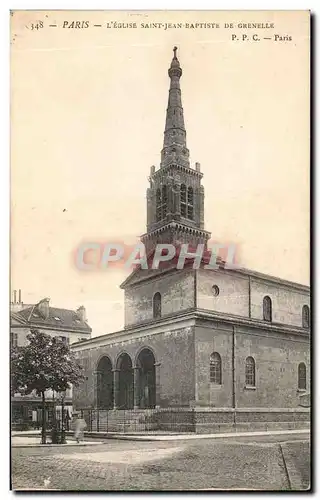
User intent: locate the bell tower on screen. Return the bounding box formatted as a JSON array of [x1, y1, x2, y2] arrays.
[[141, 47, 211, 254]]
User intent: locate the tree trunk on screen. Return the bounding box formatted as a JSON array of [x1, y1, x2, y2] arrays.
[[41, 391, 46, 444], [61, 398, 66, 444]]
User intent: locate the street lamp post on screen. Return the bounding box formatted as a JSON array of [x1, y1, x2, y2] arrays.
[[60, 391, 67, 444], [50, 390, 59, 444], [54, 390, 67, 444]]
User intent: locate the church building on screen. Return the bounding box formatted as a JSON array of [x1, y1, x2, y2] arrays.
[[72, 48, 310, 433]]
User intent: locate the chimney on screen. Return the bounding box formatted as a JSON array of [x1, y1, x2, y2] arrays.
[[13, 290, 17, 304], [150, 165, 155, 176], [37, 298, 50, 320], [18, 289, 22, 304], [195, 162, 201, 172], [76, 306, 87, 323]]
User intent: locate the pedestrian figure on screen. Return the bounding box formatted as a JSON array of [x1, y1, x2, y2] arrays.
[[74, 414, 87, 443]]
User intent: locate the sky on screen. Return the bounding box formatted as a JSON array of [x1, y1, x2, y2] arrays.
[[11, 10, 310, 336]]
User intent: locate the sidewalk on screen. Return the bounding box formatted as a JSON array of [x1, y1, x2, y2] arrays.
[[12, 436, 104, 448], [12, 428, 310, 447], [12, 430, 42, 436], [89, 429, 310, 441], [12, 428, 310, 444]]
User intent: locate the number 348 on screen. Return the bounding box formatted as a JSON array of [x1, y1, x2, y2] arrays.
[[30, 21, 43, 30]]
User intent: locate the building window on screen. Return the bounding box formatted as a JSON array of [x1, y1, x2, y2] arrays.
[[210, 352, 222, 384], [302, 305, 310, 329], [153, 292, 161, 319], [263, 296, 272, 322], [10, 332, 18, 348], [298, 363, 306, 390], [180, 184, 194, 220], [180, 184, 187, 217], [187, 187, 194, 220], [156, 185, 168, 222], [59, 336, 69, 344], [245, 356, 256, 387], [162, 185, 167, 219], [212, 285, 220, 297], [156, 188, 162, 222]]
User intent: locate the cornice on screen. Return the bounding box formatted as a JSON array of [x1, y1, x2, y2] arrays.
[[71, 307, 310, 352], [10, 320, 92, 335], [152, 163, 203, 179]]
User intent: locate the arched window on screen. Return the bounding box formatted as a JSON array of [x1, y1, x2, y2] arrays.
[[210, 352, 222, 384], [187, 187, 194, 220], [263, 296, 272, 322], [302, 305, 310, 329], [180, 184, 194, 220], [162, 185, 167, 219], [245, 357, 255, 386], [180, 184, 187, 217], [156, 188, 161, 222], [298, 363, 306, 390], [153, 292, 161, 319]]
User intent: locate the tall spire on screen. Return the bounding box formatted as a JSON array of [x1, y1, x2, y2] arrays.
[[161, 47, 190, 168], [141, 46, 211, 255]]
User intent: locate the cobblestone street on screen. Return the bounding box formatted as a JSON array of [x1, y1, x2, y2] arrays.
[[11, 434, 310, 491]]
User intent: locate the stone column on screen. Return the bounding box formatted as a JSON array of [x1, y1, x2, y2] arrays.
[[133, 366, 140, 409], [93, 370, 101, 408], [154, 363, 161, 408], [112, 369, 120, 410]]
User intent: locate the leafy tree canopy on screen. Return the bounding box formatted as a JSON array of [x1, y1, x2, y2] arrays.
[[11, 329, 84, 396]]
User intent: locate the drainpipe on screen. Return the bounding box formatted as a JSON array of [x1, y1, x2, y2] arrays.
[[232, 326, 236, 427], [248, 276, 252, 318]]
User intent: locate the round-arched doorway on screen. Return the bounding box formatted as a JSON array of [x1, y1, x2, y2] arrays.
[[136, 348, 156, 408], [117, 353, 134, 409], [96, 356, 113, 409]]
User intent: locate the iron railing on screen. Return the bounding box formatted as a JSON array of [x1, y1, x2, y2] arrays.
[[11, 406, 72, 432], [78, 407, 195, 434]]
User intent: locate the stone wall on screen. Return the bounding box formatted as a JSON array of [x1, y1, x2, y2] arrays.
[[250, 278, 310, 327], [194, 323, 234, 408], [196, 268, 310, 329], [193, 408, 310, 434], [124, 269, 195, 327], [197, 269, 249, 317], [235, 327, 310, 408], [194, 320, 310, 409]]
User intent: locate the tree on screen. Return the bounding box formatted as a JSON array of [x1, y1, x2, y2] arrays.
[[11, 330, 84, 444]]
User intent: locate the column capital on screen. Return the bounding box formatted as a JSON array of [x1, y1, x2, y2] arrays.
[[154, 362, 161, 367], [112, 368, 120, 373]]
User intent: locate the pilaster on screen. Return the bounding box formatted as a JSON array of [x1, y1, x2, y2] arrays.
[[112, 369, 120, 409]]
